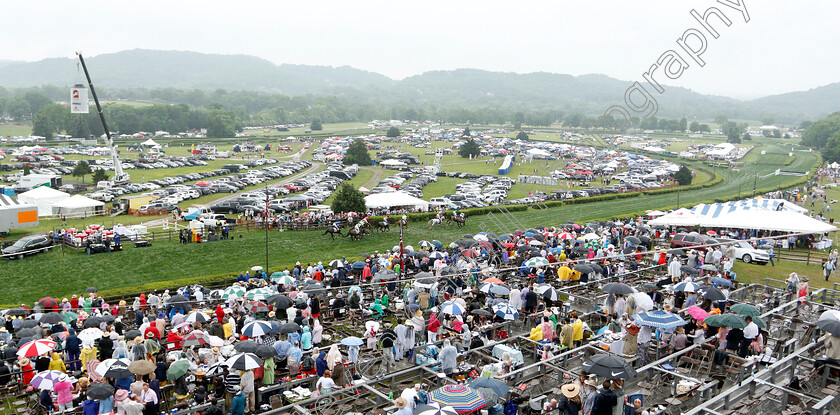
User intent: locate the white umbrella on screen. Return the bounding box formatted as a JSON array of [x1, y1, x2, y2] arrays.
[[185, 311, 211, 324], [242, 320, 274, 337], [630, 292, 654, 312], [77, 328, 104, 343], [536, 284, 558, 301], [250, 266, 263, 271], [440, 300, 465, 315], [225, 353, 263, 370]]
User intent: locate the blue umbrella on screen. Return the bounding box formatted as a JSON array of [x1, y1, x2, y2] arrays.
[[711, 277, 733, 287], [493, 303, 519, 320], [432, 240, 443, 249], [351, 261, 366, 270], [242, 320, 274, 337], [634, 310, 687, 330], [340, 336, 364, 347], [440, 300, 465, 315], [673, 281, 700, 292], [498, 235, 511, 241], [429, 252, 446, 259], [470, 377, 510, 397]]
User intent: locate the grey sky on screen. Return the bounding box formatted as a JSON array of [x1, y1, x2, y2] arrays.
[[1, 0, 837, 99]]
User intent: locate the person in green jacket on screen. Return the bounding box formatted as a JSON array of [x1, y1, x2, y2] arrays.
[[380, 292, 389, 309], [368, 299, 383, 318], [263, 356, 275, 385], [230, 386, 246, 415], [83, 297, 92, 314]]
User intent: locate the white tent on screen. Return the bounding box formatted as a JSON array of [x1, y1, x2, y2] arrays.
[[526, 148, 551, 157], [365, 191, 429, 211], [697, 209, 836, 234], [379, 159, 407, 167], [51, 195, 105, 217], [18, 187, 70, 216], [358, 186, 371, 194], [140, 138, 161, 148], [648, 208, 703, 227]]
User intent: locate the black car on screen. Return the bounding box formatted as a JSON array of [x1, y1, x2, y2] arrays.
[[211, 201, 240, 214], [2, 235, 53, 259]]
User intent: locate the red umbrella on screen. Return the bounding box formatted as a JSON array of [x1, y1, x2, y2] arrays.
[[17, 339, 57, 358], [482, 278, 504, 284], [245, 301, 270, 313], [38, 297, 59, 309]]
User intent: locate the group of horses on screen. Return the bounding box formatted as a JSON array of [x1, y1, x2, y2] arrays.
[[428, 214, 467, 229], [322, 217, 409, 241]]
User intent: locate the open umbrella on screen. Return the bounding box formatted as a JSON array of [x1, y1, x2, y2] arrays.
[[167, 360, 191, 380], [629, 292, 654, 312], [679, 265, 699, 275], [244, 288, 274, 301], [429, 384, 487, 413], [279, 323, 301, 335], [340, 336, 364, 347], [6, 308, 28, 317], [711, 277, 733, 287], [536, 284, 558, 301], [481, 277, 504, 285], [479, 283, 510, 296], [124, 329, 141, 341], [634, 310, 686, 331], [182, 331, 209, 347], [415, 403, 459, 415], [61, 312, 78, 324], [471, 309, 492, 317], [581, 354, 637, 379], [696, 285, 726, 301], [673, 281, 699, 292], [87, 383, 115, 400], [818, 310, 840, 336], [351, 261, 366, 270], [17, 339, 56, 358], [166, 295, 191, 311], [234, 340, 259, 353], [245, 301, 270, 314], [328, 259, 344, 268], [639, 283, 659, 291], [97, 358, 132, 379], [271, 272, 296, 285], [730, 304, 760, 317], [470, 377, 510, 397], [266, 294, 293, 310], [687, 306, 708, 322], [440, 300, 466, 316], [373, 269, 397, 282], [185, 311, 211, 324], [205, 362, 230, 377], [83, 316, 104, 328], [602, 282, 635, 295], [226, 353, 263, 370], [703, 313, 747, 329], [524, 257, 550, 268], [492, 303, 519, 321], [243, 321, 275, 337], [85, 287, 98, 293], [86, 360, 103, 382], [255, 345, 277, 359], [31, 370, 63, 390], [625, 236, 641, 245], [38, 297, 58, 309], [700, 264, 718, 272], [128, 360, 156, 375], [221, 286, 247, 301]]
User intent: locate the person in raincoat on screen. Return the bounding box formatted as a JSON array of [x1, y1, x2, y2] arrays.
[[48, 352, 66, 373], [287, 341, 302, 375], [394, 322, 408, 361], [540, 316, 556, 342], [301, 326, 313, 351], [368, 299, 383, 318], [80, 345, 97, 371], [364, 325, 378, 350], [315, 347, 328, 377], [326, 344, 342, 370], [348, 344, 360, 364], [311, 319, 323, 347], [427, 312, 441, 344], [263, 355, 275, 385], [438, 339, 458, 374]]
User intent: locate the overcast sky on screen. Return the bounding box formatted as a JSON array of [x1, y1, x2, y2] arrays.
[[1, 1, 837, 100]]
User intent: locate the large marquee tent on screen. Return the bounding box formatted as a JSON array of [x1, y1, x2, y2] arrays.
[[364, 191, 429, 211]]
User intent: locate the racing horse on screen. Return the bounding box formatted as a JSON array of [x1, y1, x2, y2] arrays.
[[322, 225, 343, 239], [396, 217, 408, 228], [427, 217, 443, 229], [372, 220, 390, 232], [346, 227, 367, 241], [447, 215, 467, 227]]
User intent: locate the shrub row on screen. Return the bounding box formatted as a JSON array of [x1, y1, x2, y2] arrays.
[[368, 204, 529, 224]]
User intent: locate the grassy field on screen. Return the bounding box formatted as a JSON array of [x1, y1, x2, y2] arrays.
[[0, 131, 824, 305], [0, 123, 32, 137]]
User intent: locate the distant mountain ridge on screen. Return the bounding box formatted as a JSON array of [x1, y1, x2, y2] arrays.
[[0, 49, 837, 123]]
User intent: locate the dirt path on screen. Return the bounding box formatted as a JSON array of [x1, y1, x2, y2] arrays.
[[359, 166, 385, 190]]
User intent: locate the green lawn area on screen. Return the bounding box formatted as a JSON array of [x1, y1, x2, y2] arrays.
[[321, 168, 374, 206], [0, 123, 32, 136], [0, 133, 823, 305]]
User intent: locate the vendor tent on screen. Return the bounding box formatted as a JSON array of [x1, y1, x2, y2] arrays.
[[140, 138, 161, 148], [697, 209, 836, 234], [18, 187, 70, 216], [647, 208, 702, 227], [52, 195, 105, 217], [691, 199, 807, 216], [365, 191, 429, 211]]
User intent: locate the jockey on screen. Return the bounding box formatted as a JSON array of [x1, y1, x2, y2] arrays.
[[459, 212, 465, 219], [401, 214, 407, 222], [383, 215, 389, 223], [332, 221, 341, 230]]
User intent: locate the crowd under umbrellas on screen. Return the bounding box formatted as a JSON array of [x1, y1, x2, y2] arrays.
[[1, 216, 838, 415]]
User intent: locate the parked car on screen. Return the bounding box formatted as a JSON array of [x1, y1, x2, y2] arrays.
[[716, 238, 770, 264], [670, 232, 719, 249], [2, 235, 53, 259]]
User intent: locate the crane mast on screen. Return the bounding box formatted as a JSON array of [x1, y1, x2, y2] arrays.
[[76, 52, 130, 186]]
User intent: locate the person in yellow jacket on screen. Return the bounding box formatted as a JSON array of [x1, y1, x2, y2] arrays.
[[80, 345, 97, 371], [572, 316, 584, 347], [222, 317, 233, 339], [48, 352, 66, 373], [528, 325, 543, 341], [558, 263, 572, 281]]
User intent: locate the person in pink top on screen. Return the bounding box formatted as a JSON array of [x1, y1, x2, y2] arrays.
[[54, 373, 74, 413]]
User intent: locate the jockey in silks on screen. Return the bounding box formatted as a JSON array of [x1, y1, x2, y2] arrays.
[[332, 221, 341, 231], [402, 214, 407, 223], [436, 210, 444, 221], [459, 212, 465, 220], [383, 215, 389, 223]]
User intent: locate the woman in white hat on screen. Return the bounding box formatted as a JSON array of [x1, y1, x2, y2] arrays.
[[558, 383, 582, 415]]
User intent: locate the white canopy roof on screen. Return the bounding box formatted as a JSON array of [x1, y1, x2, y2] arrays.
[[648, 208, 702, 227], [18, 187, 70, 216], [52, 195, 105, 217], [649, 201, 836, 234], [141, 138, 161, 148], [379, 159, 407, 166], [365, 191, 429, 211]]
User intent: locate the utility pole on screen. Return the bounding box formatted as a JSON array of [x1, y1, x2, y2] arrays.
[[753, 174, 758, 197], [265, 182, 270, 271]]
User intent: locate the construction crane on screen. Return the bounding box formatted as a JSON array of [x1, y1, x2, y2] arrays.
[[76, 52, 130, 186]]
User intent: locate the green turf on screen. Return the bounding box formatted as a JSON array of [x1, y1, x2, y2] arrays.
[[0, 123, 32, 136]]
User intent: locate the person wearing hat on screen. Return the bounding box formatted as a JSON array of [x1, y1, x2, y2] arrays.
[[54, 372, 74, 412], [558, 383, 582, 415], [393, 397, 412, 415], [18, 358, 34, 386], [228, 384, 246, 415]]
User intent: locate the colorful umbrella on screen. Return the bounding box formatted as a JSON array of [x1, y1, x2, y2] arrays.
[[38, 297, 59, 309], [31, 370, 63, 390], [492, 303, 519, 321], [245, 301, 270, 314], [687, 306, 708, 322], [17, 339, 56, 358], [86, 359, 103, 382], [182, 330, 209, 347], [429, 384, 487, 413], [221, 286, 246, 300], [244, 287, 274, 301], [271, 273, 296, 285], [634, 310, 686, 331], [481, 277, 504, 285], [524, 257, 549, 268]]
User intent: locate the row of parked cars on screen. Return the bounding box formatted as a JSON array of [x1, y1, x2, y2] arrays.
[[670, 232, 771, 264], [139, 161, 313, 214], [369, 171, 437, 199], [428, 175, 514, 209]]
